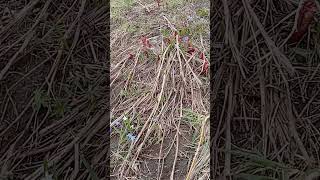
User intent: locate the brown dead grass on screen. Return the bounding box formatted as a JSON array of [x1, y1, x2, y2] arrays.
[[0, 0, 108, 179], [212, 0, 320, 179], [110, 0, 209, 179]]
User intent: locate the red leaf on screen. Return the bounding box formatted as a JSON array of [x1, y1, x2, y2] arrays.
[[144, 51, 149, 58], [199, 52, 205, 60], [172, 31, 179, 39], [141, 36, 152, 48], [164, 37, 171, 44], [199, 52, 209, 75], [187, 47, 197, 55], [201, 61, 209, 75], [128, 53, 134, 60], [289, 0, 318, 43]]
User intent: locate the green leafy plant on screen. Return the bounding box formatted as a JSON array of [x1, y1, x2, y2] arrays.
[[51, 98, 68, 118], [33, 89, 50, 111], [178, 27, 191, 36], [182, 108, 204, 127], [123, 116, 134, 132], [114, 116, 136, 144], [40, 160, 54, 180], [161, 29, 171, 37], [196, 8, 209, 18], [193, 23, 206, 36], [121, 22, 138, 34], [111, 0, 134, 18], [120, 89, 129, 97], [166, 0, 183, 9]]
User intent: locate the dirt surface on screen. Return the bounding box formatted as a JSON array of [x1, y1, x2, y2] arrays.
[[138, 124, 194, 179]]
